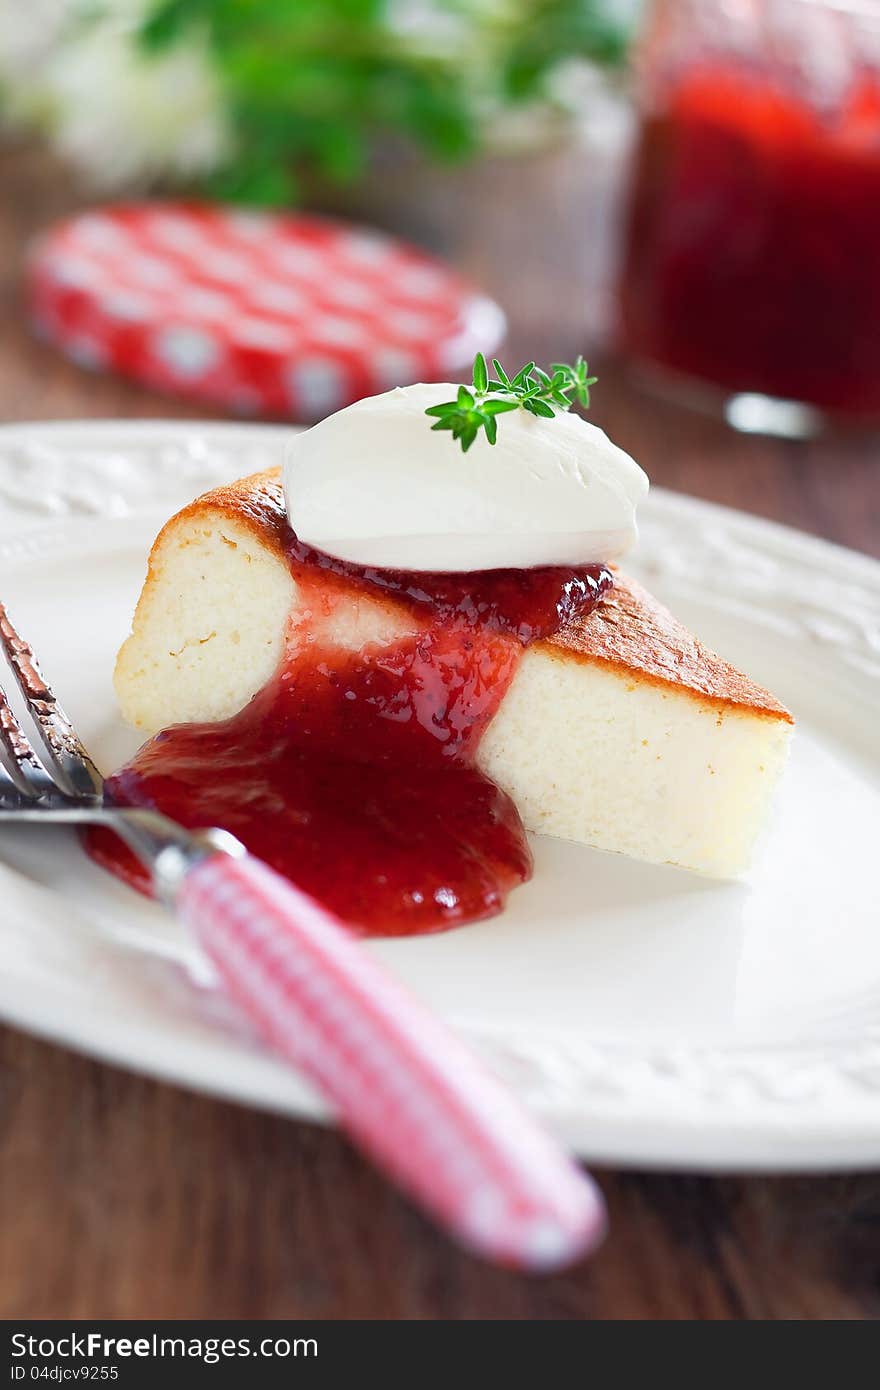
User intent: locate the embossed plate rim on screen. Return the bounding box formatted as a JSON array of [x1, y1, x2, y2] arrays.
[[0, 419, 878, 1172]]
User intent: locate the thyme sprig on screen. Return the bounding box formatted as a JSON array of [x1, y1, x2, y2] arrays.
[[425, 353, 598, 452]]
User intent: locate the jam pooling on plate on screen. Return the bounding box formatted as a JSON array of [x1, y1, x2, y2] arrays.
[[88, 541, 612, 936], [618, 62, 880, 413]]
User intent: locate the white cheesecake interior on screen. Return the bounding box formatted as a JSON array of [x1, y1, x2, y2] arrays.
[[115, 481, 792, 880]]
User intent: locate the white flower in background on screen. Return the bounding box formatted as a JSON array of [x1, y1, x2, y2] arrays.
[[0, 0, 76, 124], [386, 0, 514, 52], [0, 0, 74, 76], [43, 7, 231, 189]]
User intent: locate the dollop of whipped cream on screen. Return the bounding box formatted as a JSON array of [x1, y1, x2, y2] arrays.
[[284, 382, 649, 571]]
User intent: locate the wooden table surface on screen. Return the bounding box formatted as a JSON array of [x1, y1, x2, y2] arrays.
[[0, 143, 878, 1321]]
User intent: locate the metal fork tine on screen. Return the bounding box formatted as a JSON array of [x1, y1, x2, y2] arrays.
[[0, 680, 57, 801], [0, 763, 23, 806], [0, 601, 102, 800]]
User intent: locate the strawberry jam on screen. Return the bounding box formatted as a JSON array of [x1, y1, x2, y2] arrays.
[[619, 61, 880, 414], [88, 541, 612, 936]]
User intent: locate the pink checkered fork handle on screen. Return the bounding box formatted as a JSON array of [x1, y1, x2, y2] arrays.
[[179, 852, 606, 1271], [0, 596, 603, 1271]]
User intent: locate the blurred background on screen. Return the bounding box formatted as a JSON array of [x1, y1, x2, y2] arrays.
[[0, 0, 877, 552], [0, 2, 878, 1324]]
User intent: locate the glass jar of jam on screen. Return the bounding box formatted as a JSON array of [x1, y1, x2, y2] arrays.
[[617, 0, 880, 431]]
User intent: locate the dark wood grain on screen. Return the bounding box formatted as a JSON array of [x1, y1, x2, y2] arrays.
[[0, 140, 878, 1322]]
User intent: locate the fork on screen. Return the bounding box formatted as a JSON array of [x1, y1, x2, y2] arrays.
[[0, 599, 605, 1271]]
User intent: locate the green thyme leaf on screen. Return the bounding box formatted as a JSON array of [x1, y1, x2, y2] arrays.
[[424, 352, 598, 453], [523, 398, 556, 418], [472, 352, 489, 393], [491, 359, 511, 388], [511, 362, 536, 389]]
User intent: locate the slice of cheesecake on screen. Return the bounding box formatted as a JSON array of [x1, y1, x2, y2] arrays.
[[115, 470, 792, 878]]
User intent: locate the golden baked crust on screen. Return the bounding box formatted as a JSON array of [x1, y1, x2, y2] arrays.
[[544, 573, 792, 721], [163, 467, 792, 723], [155, 467, 291, 555]]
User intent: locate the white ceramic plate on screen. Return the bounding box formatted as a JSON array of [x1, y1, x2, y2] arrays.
[[0, 420, 878, 1172]]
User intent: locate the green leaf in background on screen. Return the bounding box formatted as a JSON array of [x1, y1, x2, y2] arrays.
[[135, 0, 635, 206], [502, 0, 632, 100]]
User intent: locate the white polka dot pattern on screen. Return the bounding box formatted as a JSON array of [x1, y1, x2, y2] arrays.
[[26, 202, 505, 422]]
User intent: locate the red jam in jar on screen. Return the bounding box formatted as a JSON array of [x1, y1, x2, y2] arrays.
[[618, 61, 880, 414], [88, 541, 612, 937]]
